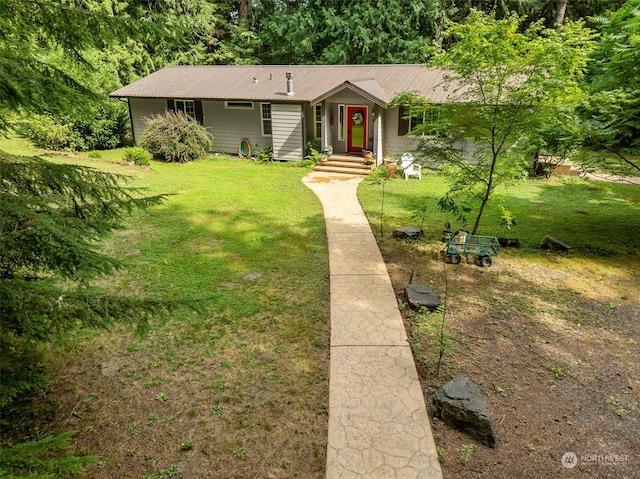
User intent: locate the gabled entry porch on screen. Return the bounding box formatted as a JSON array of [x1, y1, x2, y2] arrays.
[[312, 80, 386, 165]]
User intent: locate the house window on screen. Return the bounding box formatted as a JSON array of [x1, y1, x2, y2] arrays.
[[225, 101, 254, 109], [398, 105, 440, 136], [261, 103, 272, 136], [168, 99, 203, 124], [338, 105, 345, 141], [175, 99, 196, 119], [314, 104, 322, 138]]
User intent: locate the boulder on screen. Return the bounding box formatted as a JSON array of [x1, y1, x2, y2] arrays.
[[433, 377, 496, 448], [392, 226, 424, 240], [498, 237, 520, 248], [540, 235, 569, 252], [405, 284, 440, 311]]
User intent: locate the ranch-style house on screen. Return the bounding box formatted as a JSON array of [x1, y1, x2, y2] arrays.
[[110, 64, 475, 163]]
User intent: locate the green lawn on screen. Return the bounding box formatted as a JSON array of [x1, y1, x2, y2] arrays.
[[358, 169, 640, 257], [4, 144, 330, 478]]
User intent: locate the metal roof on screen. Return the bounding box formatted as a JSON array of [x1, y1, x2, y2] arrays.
[[110, 64, 456, 105]]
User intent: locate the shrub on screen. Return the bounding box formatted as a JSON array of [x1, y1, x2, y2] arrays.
[[255, 145, 274, 162], [72, 101, 130, 151], [26, 101, 130, 152], [304, 148, 324, 166], [123, 147, 152, 166], [306, 139, 321, 156], [140, 111, 213, 163], [87, 151, 102, 158], [27, 115, 82, 151]]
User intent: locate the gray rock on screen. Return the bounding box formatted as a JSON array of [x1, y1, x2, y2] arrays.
[[540, 235, 569, 252], [392, 226, 424, 240], [405, 284, 440, 311], [433, 377, 496, 448]]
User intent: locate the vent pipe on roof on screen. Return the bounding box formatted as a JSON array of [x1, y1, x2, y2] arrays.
[[286, 72, 294, 96]]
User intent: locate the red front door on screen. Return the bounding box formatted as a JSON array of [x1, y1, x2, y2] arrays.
[[347, 106, 367, 153]]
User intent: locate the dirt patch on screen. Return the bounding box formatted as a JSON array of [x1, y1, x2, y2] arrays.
[[379, 239, 639, 478], [304, 173, 360, 183]]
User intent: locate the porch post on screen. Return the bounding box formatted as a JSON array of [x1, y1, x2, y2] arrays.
[[322, 101, 330, 153], [374, 107, 384, 166]]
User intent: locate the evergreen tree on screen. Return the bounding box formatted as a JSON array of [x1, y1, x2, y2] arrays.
[[0, 0, 260, 134], [0, 154, 165, 410], [0, 0, 142, 132], [254, 0, 450, 64], [314, 0, 447, 64]]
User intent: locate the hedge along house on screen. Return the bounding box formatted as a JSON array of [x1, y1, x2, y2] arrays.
[[110, 64, 472, 163]]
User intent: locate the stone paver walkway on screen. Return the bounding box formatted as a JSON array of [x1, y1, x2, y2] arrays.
[[303, 172, 443, 479]]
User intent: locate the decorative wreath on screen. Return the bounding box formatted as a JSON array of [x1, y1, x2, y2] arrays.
[[351, 111, 364, 125]]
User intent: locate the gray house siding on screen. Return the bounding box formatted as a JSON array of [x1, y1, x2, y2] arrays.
[[383, 107, 421, 158], [128, 98, 168, 143], [383, 106, 479, 164], [202, 101, 265, 155], [271, 103, 304, 161]]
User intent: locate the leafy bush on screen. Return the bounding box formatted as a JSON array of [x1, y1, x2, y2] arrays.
[[140, 111, 213, 163], [255, 145, 274, 162], [26, 101, 130, 152], [292, 159, 317, 169], [72, 101, 130, 151], [123, 147, 152, 166], [304, 148, 324, 166], [87, 151, 102, 158], [27, 115, 82, 150], [306, 139, 321, 156]]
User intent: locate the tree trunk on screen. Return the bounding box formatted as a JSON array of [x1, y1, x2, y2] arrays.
[[471, 153, 498, 235], [238, 1, 249, 26], [471, 189, 490, 235], [555, 0, 568, 27]]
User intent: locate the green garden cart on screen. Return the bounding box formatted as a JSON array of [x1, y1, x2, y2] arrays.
[[441, 232, 500, 268]]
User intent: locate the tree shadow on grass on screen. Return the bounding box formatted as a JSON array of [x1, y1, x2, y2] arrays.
[[377, 222, 639, 479]]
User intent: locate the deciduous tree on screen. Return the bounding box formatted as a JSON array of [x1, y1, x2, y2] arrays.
[[399, 11, 595, 234], [582, 0, 640, 174]]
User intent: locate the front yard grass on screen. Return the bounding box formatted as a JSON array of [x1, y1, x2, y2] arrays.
[[23, 153, 330, 479]]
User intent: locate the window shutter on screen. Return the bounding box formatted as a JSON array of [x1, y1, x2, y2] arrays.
[[167, 99, 175, 112], [195, 100, 203, 124], [398, 106, 409, 136]]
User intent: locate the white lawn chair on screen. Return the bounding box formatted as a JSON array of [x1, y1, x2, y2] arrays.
[[400, 153, 421, 180]]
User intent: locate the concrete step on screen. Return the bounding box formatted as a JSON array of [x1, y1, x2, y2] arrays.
[[314, 155, 373, 176], [313, 165, 372, 176], [324, 159, 367, 166]]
